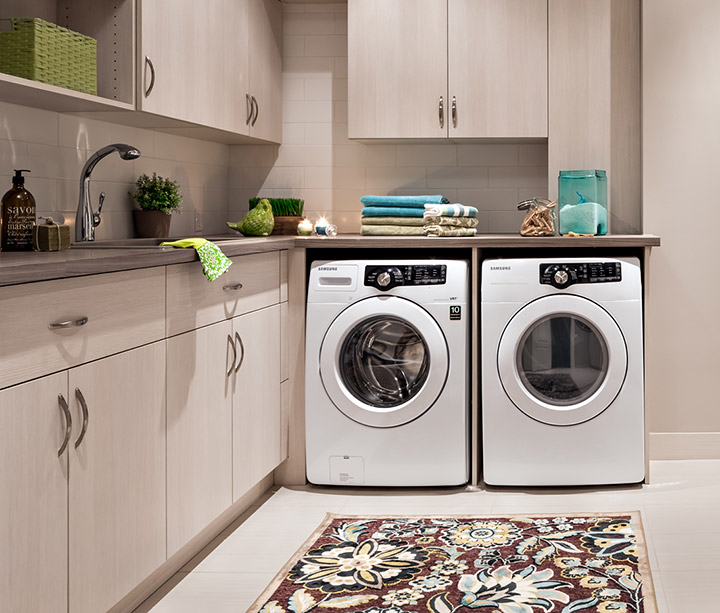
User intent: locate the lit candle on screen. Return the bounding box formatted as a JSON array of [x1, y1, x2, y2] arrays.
[[297, 218, 313, 236], [314, 217, 328, 234]]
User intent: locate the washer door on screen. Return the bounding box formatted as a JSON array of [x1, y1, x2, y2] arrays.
[[498, 295, 627, 425], [319, 296, 449, 427]]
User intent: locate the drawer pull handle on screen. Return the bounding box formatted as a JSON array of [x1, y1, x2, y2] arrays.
[[234, 332, 245, 374], [49, 316, 88, 330], [74, 388, 89, 449], [223, 283, 243, 292], [227, 334, 237, 376], [58, 394, 72, 457]]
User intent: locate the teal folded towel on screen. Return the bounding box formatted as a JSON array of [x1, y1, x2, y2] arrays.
[[360, 195, 449, 208], [362, 206, 425, 217]]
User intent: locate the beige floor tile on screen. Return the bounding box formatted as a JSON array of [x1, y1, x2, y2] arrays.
[[652, 532, 720, 571], [643, 503, 720, 535], [661, 570, 719, 612], [143, 572, 275, 613]]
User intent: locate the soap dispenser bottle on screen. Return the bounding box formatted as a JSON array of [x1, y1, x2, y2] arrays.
[[1, 169, 36, 251]]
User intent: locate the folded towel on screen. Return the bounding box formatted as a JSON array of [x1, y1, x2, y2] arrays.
[[361, 225, 425, 236], [423, 226, 477, 237], [361, 195, 449, 208], [160, 238, 232, 281], [423, 203, 478, 217], [362, 206, 425, 218], [361, 216, 426, 226], [423, 216, 479, 228]]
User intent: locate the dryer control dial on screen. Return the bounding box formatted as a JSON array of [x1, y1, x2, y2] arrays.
[[369, 266, 404, 291], [377, 271, 392, 287], [553, 269, 569, 286]]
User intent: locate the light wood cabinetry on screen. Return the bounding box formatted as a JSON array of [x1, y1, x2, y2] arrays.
[[68, 343, 166, 613], [232, 303, 282, 499], [0, 373, 68, 613], [548, 0, 641, 234], [348, 0, 547, 139], [166, 322, 234, 557]]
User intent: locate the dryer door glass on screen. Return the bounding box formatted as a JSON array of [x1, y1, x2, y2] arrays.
[[517, 314, 608, 406], [339, 316, 429, 408]]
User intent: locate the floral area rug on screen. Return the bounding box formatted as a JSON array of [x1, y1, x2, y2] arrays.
[[249, 512, 656, 613]]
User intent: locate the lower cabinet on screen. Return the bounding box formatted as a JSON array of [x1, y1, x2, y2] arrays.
[[166, 321, 234, 557], [69, 342, 167, 613], [233, 304, 283, 499], [0, 373, 68, 613]]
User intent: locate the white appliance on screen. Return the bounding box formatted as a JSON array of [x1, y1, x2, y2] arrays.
[[305, 259, 469, 486], [481, 257, 644, 486]]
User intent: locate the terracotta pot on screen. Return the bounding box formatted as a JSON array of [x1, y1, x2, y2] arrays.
[[133, 209, 172, 238], [271, 216, 305, 235]]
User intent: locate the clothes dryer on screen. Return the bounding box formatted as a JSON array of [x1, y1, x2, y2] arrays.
[[306, 259, 469, 486], [481, 257, 644, 486]]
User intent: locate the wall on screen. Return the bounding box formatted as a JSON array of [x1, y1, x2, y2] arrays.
[[0, 101, 230, 240], [229, 3, 548, 233], [643, 0, 720, 442]]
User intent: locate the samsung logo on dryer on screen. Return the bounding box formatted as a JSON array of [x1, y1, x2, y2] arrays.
[[490, 266, 511, 271], [318, 266, 338, 271]]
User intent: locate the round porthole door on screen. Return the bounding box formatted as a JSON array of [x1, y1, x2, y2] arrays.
[[497, 295, 628, 425], [319, 296, 449, 427]]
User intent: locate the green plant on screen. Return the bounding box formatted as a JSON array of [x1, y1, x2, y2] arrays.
[[130, 173, 182, 214], [249, 197, 304, 217]]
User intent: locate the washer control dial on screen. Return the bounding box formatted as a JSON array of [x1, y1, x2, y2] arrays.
[[553, 269, 569, 286], [377, 271, 392, 287]]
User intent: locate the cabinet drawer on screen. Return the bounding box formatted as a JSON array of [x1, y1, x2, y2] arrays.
[[166, 251, 281, 337], [0, 268, 166, 390]]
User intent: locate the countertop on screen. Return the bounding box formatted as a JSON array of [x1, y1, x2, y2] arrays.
[[0, 233, 660, 286]]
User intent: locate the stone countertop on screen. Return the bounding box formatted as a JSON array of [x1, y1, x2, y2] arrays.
[[0, 233, 660, 287]]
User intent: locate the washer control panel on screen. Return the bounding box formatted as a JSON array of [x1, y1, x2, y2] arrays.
[[365, 264, 447, 291], [540, 262, 621, 289]]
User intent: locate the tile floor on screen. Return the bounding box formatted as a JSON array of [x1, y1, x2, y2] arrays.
[[135, 460, 720, 613]]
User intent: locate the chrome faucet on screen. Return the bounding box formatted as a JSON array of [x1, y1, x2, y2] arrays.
[[75, 143, 141, 241]]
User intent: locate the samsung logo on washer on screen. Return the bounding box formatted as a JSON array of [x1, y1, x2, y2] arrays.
[[490, 266, 511, 271], [318, 266, 338, 271]]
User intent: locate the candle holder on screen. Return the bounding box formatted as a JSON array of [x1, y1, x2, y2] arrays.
[[297, 218, 313, 236]]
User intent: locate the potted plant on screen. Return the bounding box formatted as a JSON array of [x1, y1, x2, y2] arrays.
[[249, 197, 304, 235], [129, 173, 182, 238]]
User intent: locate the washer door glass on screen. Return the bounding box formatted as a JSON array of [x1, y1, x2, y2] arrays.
[[498, 295, 627, 425], [518, 315, 608, 406], [320, 296, 449, 428], [340, 316, 429, 408]]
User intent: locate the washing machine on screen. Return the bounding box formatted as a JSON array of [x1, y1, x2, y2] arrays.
[[481, 256, 644, 486], [305, 259, 469, 486]]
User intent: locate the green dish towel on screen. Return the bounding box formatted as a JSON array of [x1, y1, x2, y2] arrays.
[[361, 216, 426, 226], [361, 225, 425, 236], [160, 238, 232, 281]]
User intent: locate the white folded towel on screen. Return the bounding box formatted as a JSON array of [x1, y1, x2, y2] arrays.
[[423, 203, 478, 218]]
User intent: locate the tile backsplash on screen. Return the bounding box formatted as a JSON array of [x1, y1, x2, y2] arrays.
[[0, 101, 230, 240], [229, 2, 548, 234], [1, 3, 548, 240]]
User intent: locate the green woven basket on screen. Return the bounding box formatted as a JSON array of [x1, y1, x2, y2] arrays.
[[0, 17, 97, 95]]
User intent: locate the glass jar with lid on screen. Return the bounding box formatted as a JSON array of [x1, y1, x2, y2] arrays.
[[558, 170, 608, 235]]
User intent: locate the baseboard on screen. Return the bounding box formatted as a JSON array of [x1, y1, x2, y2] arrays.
[[649, 432, 720, 460]]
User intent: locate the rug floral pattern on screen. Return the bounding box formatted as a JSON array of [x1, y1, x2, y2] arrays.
[[251, 513, 655, 613]]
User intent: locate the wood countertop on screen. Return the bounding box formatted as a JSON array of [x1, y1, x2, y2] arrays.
[[0, 233, 659, 286]]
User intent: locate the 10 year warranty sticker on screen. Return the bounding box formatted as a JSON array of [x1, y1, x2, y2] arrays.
[[449, 305, 461, 320]]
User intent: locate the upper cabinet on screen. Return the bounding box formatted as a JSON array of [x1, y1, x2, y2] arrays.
[[348, 0, 548, 139]]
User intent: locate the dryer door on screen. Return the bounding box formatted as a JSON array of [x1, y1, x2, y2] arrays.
[[319, 296, 449, 427], [498, 295, 627, 425]]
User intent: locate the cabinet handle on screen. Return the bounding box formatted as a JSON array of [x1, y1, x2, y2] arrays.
[[74, 388, 89, 449], [57, 394, 72, 457], [223, 283, 243, 292], [227, 334, 237, 376], [48, 316, 88, 330], [452, 95, 457, 129], [439, 96, 444, 128], [234, 332, 245, 374], [144, 56, 156, 98], [251, 95, 259, 127], [246, 93, 253, 125]]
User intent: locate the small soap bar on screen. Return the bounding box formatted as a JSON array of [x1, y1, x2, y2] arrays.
[[33, 217, 71, 251]]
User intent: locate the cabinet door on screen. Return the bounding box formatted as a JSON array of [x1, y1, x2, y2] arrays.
[[69, 342, 166, 613], [348, 0, 448, 138], [138, 0, 249, 133], [248, 0, 283, 143], [166, 321, 234, 557], [0, 373, 68, 613], [448, 0, 548, 137], [232, 304, 282, 499]]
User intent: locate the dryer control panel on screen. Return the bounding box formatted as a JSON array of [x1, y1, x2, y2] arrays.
[[365, 264, 447, 291], [540, 262, 621, 289]]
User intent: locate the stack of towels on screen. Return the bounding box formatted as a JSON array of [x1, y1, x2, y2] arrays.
[[360, 195, 478, 236]]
